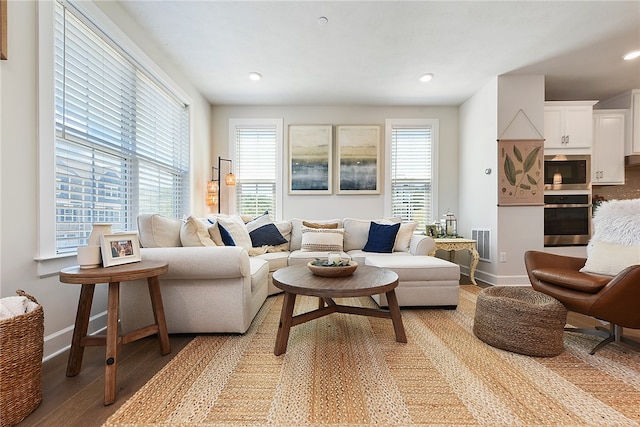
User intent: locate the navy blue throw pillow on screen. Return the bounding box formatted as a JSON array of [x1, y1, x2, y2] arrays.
[[363, 222, 400, 253], [245, 212, 287, 247], [217, 223, 236, 246]]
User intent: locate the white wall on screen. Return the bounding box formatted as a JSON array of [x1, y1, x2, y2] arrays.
[[459, 75, 544, 285], [0, 1, 212, 360], [211, 105, 459, 221], [496, 76, 545, 284], [458, 77, 499, 283]]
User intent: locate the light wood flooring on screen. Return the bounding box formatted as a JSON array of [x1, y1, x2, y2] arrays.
[[16, 276, 640, 427]]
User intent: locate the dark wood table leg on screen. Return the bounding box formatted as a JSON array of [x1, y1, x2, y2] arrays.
[[147, 275, 171, 355], [104, 281, 120, 405], [274, 292, 297, 356], [66, 284, 95, 377], [385, 289, 407, 343]]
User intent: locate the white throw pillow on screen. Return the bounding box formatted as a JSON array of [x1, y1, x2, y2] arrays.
[[342, 218, 372, 251], [393, 221, 418, 252], [137, 214, 182, 248], [300, 226, 344, 252], [215, 215, 252, 249], [579, 240, 640, 276], [207, 220, 224, 246], [180, 216, 216, 247]]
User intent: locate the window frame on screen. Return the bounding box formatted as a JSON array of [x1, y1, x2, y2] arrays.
[[228, 118, 283, 219], [384, 118, 439, 227], [37, 0, 192, 272]]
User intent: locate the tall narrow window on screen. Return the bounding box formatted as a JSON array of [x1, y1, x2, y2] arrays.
[[53, 1, 189, 254], [386, 119, 438, 229], [231, 119, 283, 219]]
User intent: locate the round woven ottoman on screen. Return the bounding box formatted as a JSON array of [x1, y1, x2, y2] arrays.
[[473, 286, 567, 357]]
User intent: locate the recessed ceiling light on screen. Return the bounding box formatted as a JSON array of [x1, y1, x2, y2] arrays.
[[419, 73, 434, 82], [623, 50, 640, 61], [318, 16, 328, 25], [249, 72, 262, 81]]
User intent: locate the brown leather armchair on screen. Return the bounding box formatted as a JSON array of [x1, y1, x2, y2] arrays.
[[524, 250, 640, 354]]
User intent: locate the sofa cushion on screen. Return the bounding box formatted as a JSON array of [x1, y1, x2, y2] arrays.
[[363, 222, 400, 253], [137, 214, 182, 248], [180, 216, 217, 247], [245, 212, 288, 247], [255, 251, 289, 272], [288, 249, 350, 266], [347, 250, 411, 265], [532, 268, 610, 293], [365, 255, 460, 282], [343, 218, 372, 251], [300, 226, 344, 252], [215, 215, 252, 249], [290, 218, 342, 250], [249, 257, 270, 293], [579, 240, 640, 276]]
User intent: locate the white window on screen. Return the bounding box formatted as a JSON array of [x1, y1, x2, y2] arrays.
[[229, 119, 283, 219], [51, 1, 190, 254], [385, 119, 439, 229]]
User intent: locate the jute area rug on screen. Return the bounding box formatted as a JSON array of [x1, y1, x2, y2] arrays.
[[105, 286, 640, 426]]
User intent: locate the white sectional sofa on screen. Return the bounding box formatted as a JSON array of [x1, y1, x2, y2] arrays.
[[119, 214, 460, 335]]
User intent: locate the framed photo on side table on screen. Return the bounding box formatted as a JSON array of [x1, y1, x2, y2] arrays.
[[100, 233, 141, 267]]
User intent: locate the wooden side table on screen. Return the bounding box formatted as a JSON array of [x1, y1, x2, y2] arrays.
[[429, 238, 480, 286], [59, 260, 170, 405]]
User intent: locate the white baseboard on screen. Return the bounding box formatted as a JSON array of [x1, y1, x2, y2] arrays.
[[43, 310, 107, 362]]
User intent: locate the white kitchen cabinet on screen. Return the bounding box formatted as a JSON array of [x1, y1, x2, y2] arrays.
[[544, 101, 597, 149], [596, 89, 640, 155], [592, 110, 626, 185]]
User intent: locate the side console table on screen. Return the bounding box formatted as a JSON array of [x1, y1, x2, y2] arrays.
[[59, 260, 170, 405], [429, 238, 480, 286]]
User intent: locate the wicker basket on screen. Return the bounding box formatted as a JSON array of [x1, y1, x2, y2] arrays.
[[0, 290, 44, 427]]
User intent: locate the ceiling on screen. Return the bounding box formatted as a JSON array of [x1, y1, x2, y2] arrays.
[[117, 1, 640, 106]]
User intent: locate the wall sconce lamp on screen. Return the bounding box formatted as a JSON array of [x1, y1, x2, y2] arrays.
[[206, 156, 236, 213]]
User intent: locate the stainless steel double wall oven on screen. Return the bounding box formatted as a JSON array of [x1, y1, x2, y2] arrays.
[[543, 154, 592, 246]]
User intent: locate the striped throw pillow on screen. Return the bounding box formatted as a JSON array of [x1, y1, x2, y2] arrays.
[[300, 226, 344, 252]]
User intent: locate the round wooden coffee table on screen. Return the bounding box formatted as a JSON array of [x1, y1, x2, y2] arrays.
[[272, 264, 406, 355]]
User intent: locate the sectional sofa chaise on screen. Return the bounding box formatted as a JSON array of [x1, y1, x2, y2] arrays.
[[119, 214, 460, 335]]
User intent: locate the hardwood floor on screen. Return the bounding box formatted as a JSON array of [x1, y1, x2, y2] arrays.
[[16, 275, 639, 426], [18, 334, 195, 427]]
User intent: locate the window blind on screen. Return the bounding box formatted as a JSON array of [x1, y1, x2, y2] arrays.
[[390, 126, 433, 228], [54, 1, 189, 254], [234, 126, 277, 218]]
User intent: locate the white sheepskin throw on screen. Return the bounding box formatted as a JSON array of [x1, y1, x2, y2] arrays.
[[590, 198, 640, 247]]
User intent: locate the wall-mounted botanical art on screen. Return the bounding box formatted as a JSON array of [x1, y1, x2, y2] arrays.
[[498, 139, 544, 206], [288, 125, 333, 194], [336, 125, 380, 194], [1, 0, 7, 60]]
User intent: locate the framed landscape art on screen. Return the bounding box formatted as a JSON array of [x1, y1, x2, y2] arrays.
[[336, 125, 380, 194], [288, 125, 333, 194]]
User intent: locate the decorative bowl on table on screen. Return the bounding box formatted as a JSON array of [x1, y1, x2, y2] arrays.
[[307, 259, 358, 277]]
